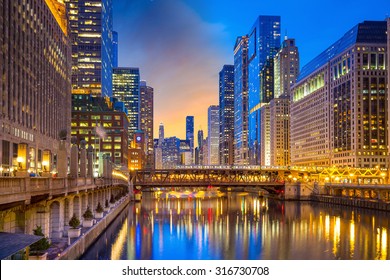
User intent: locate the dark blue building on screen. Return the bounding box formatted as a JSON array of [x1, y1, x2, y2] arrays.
[[186, 116, 194, 163], [247, 15, 281, 165]]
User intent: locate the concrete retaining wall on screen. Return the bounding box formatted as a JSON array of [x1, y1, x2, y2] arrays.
[[57, 196, 130, 260]]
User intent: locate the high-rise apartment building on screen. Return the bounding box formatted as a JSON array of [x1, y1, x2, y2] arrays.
[[66, 0, 113, 97], [219, 65, 235, 165], [291, 21, 388, 168], [248, 15, 281, 164], [234, 36, 249, 165], [208, 106, 220, 165], [140, 81, 154, 168], [186, 116, 194, 163], [270, 38, 299, 166], [112, 67, 140, 143], [0, 0, 71, 174]]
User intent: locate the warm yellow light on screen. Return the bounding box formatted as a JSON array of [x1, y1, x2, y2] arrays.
[[325, 177, 329, 181], [17, 157, 24, 163], [42, 161, 48, 167], [380, 172, 386, 177]]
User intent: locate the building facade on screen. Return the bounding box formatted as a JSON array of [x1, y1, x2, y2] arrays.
[[208, 105, 220, 165], [270, 97, 290, 166], [248, 15, 281, 164], [270, 38, 299, 166], [260, 105, 271, 166], [162, 137, 180, 169], [71, 96, 129, 169], [0, 0, 71, 175], [233, 36, 249, 165], [219, 65, 235, 165], [140, 81, 154, 169], [65, 0, 113, 97], [112, 67, 140, 143], [112, 31, 118, 68], [291, 21, 388, 168]]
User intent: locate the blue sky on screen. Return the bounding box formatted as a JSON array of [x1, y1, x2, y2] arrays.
[[113, 0, 389, 139]]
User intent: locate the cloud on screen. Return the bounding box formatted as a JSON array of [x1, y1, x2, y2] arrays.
[[114, 0, 232, 140]]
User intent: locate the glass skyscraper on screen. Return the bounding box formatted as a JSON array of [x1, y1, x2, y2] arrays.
[[112, 67, 140, 143], [247, 15, 281, 165], [186, 116, 194, 164], [112, 31, 118, 68], [219, 65, 235, 165], [66, 0, 113, 97], [234, 36, 249, 165]]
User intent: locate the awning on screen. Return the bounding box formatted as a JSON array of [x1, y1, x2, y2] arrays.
[[0, 232, 43, 259]]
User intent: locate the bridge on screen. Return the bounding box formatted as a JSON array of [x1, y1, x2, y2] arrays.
[[130, 165, 388, 187]]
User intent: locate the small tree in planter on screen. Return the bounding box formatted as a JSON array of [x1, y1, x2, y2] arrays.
[[82, 206, 94, 227], [104, 199, 110, 211], [68, 214, 81, 238], [109, 194, 116, 206], [95, 202, 104, 219], [29, 225, 51, 260]]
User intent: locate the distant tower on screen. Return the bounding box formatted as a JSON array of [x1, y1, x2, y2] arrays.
[[186, 116, 194, 164], [155, 122, 164, 169], [140, 81, 154, 168], [208, 105, 220, 165], [219, 65, 235, 165], [112, 67, 140, 142]]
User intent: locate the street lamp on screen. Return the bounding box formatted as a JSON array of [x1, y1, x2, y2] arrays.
[[17, 157, 23, 168], [42, 161, 48, 172]]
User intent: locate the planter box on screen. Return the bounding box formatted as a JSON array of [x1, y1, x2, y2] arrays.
[[28, 252, 48, 260], [68, 228, 81, 238], [82, 219, 94, 227], [95, 212, 103, 219]]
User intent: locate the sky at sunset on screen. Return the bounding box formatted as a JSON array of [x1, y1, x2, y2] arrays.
[[113, 0, 390, 141]]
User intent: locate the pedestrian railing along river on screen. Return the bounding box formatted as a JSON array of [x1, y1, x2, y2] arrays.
[[0, 175, 129, 207]]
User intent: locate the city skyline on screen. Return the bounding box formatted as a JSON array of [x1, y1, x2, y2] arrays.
[[113, 0, 389, 140]]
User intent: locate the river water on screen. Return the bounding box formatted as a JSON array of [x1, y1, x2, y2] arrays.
[[80, 191, 390, 260]]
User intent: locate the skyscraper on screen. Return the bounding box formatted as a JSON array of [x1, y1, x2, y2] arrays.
[[234, 35, 249, 165], [186, 116, 194, 164], [0, 0, 71, 175], [155, 122, 164, 169], [140, 81, 154, 168], [291, 20, 388, 168], [248, 15, 281, 164], [112, 67, 140, 143], [112, 31, 119, 68], [208, 105, 220, 165], [65, 0, 113, 97], [219, 65, 235, 165], [270, 38, 299, 166]]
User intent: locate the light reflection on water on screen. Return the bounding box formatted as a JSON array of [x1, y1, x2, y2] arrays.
[[80, 192, 390, 260]]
